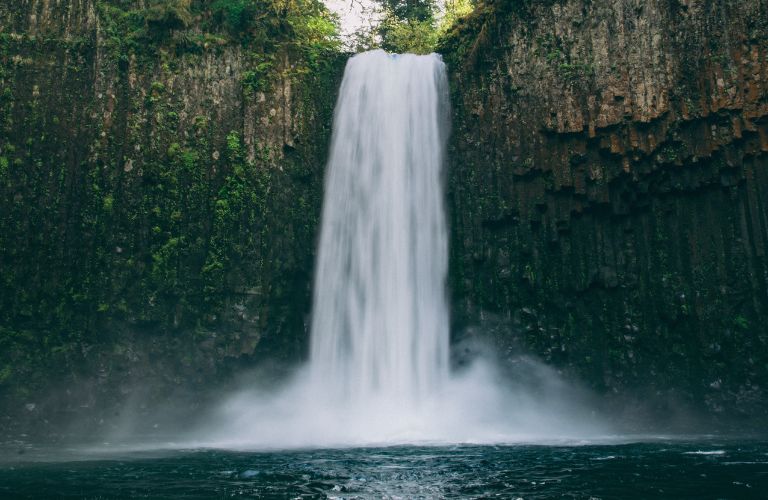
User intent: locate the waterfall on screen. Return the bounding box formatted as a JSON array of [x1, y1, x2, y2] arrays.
[[309, 50, 451, 408], [197, 51, 609, 449]]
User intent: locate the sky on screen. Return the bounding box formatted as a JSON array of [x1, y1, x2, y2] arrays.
[[324, 0, 379, 38]]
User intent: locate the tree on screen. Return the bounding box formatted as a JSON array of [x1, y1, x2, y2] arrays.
[[145, 0, 193, 30], [382, 0, 435, 22], [377, 0, 436, 53], [376, 0, 474, 54]]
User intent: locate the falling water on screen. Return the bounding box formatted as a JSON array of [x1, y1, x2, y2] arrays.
[[309, 50, 450, 408], [189, 51, 611, 448]]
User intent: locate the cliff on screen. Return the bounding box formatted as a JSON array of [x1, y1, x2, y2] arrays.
[[2, 0, 768, 433], [0, 0, 344, 430], [441, 0, 768, 417]]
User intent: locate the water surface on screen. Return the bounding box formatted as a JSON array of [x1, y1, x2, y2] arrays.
[[2, 440, 766, 498]]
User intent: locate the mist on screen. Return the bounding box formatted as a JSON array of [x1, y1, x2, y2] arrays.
[[178, 349, 612, 450]]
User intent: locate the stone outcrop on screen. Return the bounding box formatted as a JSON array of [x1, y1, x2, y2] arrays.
[[441, 0, 768, 417], [0, 0, 343, 429]]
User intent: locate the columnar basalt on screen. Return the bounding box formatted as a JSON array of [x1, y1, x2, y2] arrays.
[[441, 0, 768, 417], [0, 0, 344, 428]]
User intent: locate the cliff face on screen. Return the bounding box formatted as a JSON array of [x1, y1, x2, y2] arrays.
[[442, 0, 768, 416], [3, 0, 768, 431], [0, 0, 343, 426]]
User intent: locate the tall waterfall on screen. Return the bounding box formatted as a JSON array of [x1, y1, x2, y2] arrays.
[[309, 50, 450, 408], [196, 51, 609, 449]]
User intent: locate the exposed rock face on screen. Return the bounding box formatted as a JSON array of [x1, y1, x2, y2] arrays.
[[442, 0, 768, 416], [3, 0, 767, 431], [0, 0, 343, 427]]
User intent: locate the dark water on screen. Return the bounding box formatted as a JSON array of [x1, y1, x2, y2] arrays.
[[1, 440, 767, 498]]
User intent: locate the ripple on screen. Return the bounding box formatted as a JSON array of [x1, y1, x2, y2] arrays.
[[1, 442, 767, 497]]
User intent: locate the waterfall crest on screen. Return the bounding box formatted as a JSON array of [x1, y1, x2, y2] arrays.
[[309, 50, 450, 408]]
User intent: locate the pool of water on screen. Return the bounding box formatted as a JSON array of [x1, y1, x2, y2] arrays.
[[1, 440, 767, 498]]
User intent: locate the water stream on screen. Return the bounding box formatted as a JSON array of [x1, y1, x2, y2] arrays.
[[187, 51, 607, 448], [309, 49, 450, 411]]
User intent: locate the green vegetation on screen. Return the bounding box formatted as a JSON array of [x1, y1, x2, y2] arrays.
[[145, 0, 193, 31], [377, 0, 437, 54], [378, 14, 439, 54], [733, 315, 750, 331], [437, 0, 559, 68], [377, 0, 475, 54], [0, 0, 344, 406], [211, 0, 258, 32], [96, 0, 339, 70]]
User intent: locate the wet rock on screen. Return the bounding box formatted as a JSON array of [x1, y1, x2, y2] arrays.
[[442, 0, 768, 414]]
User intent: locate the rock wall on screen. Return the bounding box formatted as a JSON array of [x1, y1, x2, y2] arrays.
[[3, 0, 767, 431], [441, 0, 768, 417], [0, 0, 344, 429]]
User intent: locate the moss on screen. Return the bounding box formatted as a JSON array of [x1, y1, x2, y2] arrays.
[[144, 0, 193, 31], [0, 365, 12, 384], [242, 59, 275, 95], [733, 315, 750, 331], [102, 194, 114, 211], [557, 62, 593, 83]]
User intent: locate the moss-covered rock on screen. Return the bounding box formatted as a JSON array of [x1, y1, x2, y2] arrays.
[[0, 0, 345, 430]]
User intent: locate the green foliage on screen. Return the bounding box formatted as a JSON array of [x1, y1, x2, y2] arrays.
[[226, 130, 243, 158], [438, 0, 475, 35], [374, 0, 446, 54], [211, 0, 257, 32], [288, 4, 341, 66], [209, 0, 339, 54], [145, 0, 193, 31], [151, 236, 182, 290], [383, 0, 435, 22], [379, 13, 439, 54], [97, 2, 146, 54], [0, 364, 11, 384], [558, 61, 593, 82], [369, 0, 473, 54], [94, 0, 341, 57], [733, 315, 750, 330], [202, 131, 274, 303], [102, 194, 114, 212], [242, 57, 275, 94], [98, 0, 194, 49]]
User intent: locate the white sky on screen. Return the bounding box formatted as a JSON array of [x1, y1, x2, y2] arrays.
[[324, 0, 451, 39], [324, 0, 380, 38]]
